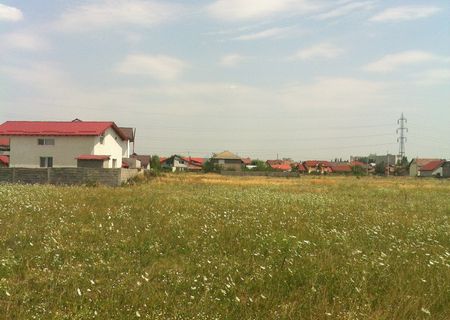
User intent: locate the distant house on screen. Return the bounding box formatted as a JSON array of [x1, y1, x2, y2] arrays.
[[269, 163, 292, 172], [409, 158, 441, 177], [330, 164, 352, 174], [442, 162, 450, 178], [417, 159, 445, 177], [241, 157, 252, 166], [210, 151, 243, 171], [131, 154, 151, 169], [303, 160, 332, 174], [297, 163, 306, 173], [161, 155, 204, 172], [0, 120, 132, 168]]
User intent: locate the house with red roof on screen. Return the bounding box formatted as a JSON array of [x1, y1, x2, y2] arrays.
[[303, 160, 332, 174], [160, 155, 205, 172], [269, 163, 292, 172], [409, 158, 442, 177], [416, 159, 446, 177], [330, 163, 352, 174], [0, 120, 133, 169]]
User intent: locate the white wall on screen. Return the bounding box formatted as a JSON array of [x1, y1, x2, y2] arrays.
[[93, 128, 126, 168], [8, 128, 127, 168], [9, 136, 95, 168]]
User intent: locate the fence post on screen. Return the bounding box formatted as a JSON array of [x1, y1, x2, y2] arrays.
[[12, 168, 16, 183]]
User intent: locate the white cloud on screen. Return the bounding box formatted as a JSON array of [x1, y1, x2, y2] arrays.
[[233, 26, 296, 41], [0, 3, 23, 22], [416, 69, 450, 85], [220, 54, 245, 67], [294, 43, 345, 60], [280, 77, 385, 109], [116, 54, 188, 81], [220, 53, 245, 67], [0, 32, 49, 51], [207, 0, 320, 21], [56, 0, 182, 32], [365, 51, 439, 73], [370, 5, 440, 22], [316, 1, 374, 20]]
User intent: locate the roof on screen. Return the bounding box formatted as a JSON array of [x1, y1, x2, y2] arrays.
[[184, 157, 206, 165], [420, 160, 445, 172], [76, 155, 110, 160], [304, 160, 331, 167], [297, 163, 306, 171], [350, 161, 367, 167], [119, 127, 135, 142], [331, 164, 352, 173], [410, 158, 441, 168], [0, 121, 128, 140], [241, 157, 252, 165], [0, 138, 9, 147], [212, 151, 241, 160], [270, 164, 292, 171], [0, 155, 9, 166], [132, 154, 151, 167]]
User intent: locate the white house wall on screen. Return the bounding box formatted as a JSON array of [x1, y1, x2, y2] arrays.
[[9, 136, 95, 168], [93, 128, 125, 168]]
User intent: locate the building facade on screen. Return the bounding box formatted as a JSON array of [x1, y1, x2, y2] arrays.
[[0, 121, 130, 169]]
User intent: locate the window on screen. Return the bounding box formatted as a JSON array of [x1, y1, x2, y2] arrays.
[[112, 159, 117, 168], [38, 138, 55, 145], [40, 157, 53, 168], [99, 135, 105, 144]]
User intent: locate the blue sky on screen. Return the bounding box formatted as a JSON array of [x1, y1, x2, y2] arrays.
[[1, 0, 449, 160]]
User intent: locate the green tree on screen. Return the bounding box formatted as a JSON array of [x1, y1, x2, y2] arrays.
[[375, 161, 385, 175], [150, 155, 161, 171], [203, 160, 221, 173], [251, 160, 270, 171]]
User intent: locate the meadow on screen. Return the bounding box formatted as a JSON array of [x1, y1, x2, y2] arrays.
[[0, 175, 449, 319]]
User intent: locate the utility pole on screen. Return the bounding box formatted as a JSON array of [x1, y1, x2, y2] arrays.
[[397, 113, 408, 162]]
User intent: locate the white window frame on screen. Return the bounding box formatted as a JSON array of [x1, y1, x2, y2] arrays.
[[38, 138, 55, 146], [40, 157, 53, 168]]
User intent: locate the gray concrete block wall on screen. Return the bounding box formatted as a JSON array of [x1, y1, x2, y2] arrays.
[[0, 168, 139, 186]]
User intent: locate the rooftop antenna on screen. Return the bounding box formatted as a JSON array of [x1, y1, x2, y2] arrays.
[[397, 113, 408, 160]]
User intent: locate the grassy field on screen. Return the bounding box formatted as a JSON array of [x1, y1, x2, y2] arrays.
[[0, 175, 449, 319]]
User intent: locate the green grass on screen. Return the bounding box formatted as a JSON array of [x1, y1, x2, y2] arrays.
[[0, 175, 449, 319]]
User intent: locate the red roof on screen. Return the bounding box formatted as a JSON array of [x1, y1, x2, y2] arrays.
[[0, 155, 9, 166], [270, 164, 292, 171], [76, 155, 110, 160], [183, 157, 206, 165], [350, 161, 366, 167], [0, 138, 9, 147], [0, 121, 128, 140], [304, 160, 331, 167], [420, 160, 445, 172], [331, 164, 352, 173], [297, 163, 306, 172], [241, 157, 252, 165]]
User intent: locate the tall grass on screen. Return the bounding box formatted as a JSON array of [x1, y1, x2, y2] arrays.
[[0, 175, 449, 319]]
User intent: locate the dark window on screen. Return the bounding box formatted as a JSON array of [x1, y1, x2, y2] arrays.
[[38, 138, 55, 145], [40, 157, 53, 168]]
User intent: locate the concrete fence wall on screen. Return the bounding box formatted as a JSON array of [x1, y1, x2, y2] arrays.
[[0, 168, 142, 186], [221, 171, 300, 178]]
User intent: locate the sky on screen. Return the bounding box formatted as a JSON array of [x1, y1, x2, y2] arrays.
[[0, 0, 449, 160]]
